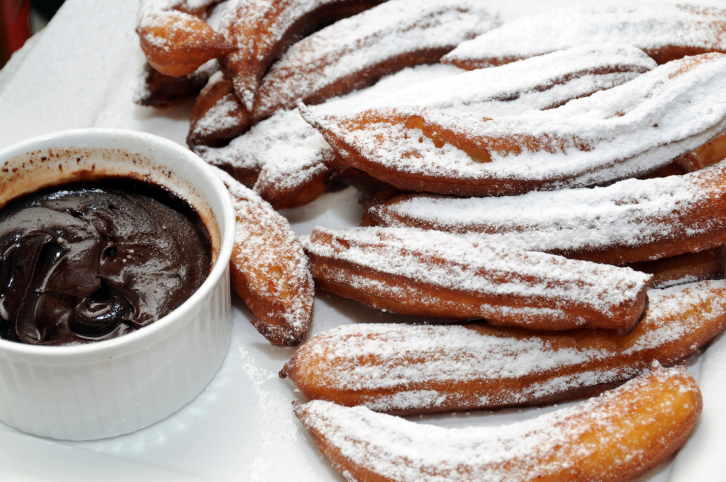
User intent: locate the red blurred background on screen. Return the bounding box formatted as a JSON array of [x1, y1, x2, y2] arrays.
[[1, 0, 64, 68]]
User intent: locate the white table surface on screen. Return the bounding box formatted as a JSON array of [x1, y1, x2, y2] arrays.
[[2, 1, 726, 480]]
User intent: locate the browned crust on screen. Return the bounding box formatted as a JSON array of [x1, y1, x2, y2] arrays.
[[222, 175, 314, 346], [629, 247, 726, 288], [306, 229, 648, 334], [443, 45, 726, 71], [137, 2, 233, 77], [229, 259, 310, 346], [282, 281, 726, 415], [253, 47, 453, 122], [222, 0, 385, 109], [293, 367, 702, 482], [187, 72, 251, 148], [135, 62, 215, 108]]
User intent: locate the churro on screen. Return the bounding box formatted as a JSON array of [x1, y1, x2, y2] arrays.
[[365, 160, 726, 265], [303, 226, 650, 333], [283, 280, 726, 415], [136, 0, 232, 77], [442, 4, 726, 70], [215, 168, 314, 346], [295, 365, 701, 482], [220, 0, 384, 110]]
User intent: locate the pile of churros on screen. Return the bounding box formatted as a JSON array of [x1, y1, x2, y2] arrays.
[[136, 1, 726, 480]]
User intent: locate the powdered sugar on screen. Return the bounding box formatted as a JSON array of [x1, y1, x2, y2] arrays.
[[252, 0, 502, 118], [304, 226, 650, 326], [443, 4, 726, 68], [294, 365, 697, 482], [221, 0, 376, 109], [198, 65, 458, 193], [246, 44, 653, 203], [287, 280, 726, 413], [304, 53, 726, 195], [137, 0, 219, 49], [213, 167, 314, 343], [369, 161, 726, 259]]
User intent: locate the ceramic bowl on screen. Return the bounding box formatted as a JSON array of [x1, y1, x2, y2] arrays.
[[0, 129, 234, 440]]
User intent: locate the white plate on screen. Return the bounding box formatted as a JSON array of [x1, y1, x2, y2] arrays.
[[2, 0, 726, 480]]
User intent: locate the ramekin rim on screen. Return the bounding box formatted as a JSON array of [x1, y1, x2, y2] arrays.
[[0, 128, 235, 357]]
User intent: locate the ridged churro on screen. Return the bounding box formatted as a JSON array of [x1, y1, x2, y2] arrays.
[[302, 53, 726, 197], [220, 0, 384, 110], [365, 160, 726, 265], [303, 226, 650, 333], [442, 4, 726, 70], [283, 280, 726, 415], [214, 168, 314, 346], [295, 365, 702, 482]]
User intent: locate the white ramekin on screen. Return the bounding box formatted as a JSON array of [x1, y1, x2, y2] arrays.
[[0, 129, 234, 440]]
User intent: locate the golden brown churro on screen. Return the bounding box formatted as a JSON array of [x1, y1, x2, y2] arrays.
[[365, 161, 726, 266], [215, 168, 314, 346], [283, 280, 726, 415], [136, 0, 232, 77], [295, 365, 701, 482], [303, 226, 650, 333], [302, 54, 726, 197], [442, 4, 726, 70]]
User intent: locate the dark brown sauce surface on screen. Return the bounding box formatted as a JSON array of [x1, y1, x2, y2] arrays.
[[0, 178, 212, 346]]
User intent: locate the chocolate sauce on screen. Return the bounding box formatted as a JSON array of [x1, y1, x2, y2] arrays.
[[0, 179, 212, 346]]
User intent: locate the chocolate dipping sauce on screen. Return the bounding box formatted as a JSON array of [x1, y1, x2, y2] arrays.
[[0, 178, 212, 346]]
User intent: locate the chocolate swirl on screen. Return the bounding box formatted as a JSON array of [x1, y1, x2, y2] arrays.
[[0, 179, 212, 346]]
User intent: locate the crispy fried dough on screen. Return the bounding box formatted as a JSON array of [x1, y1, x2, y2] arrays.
[[302, 53, 726, 197], [136, 0, 232, 77], [214, 168, 314, 346], [303, 227, 650, 333], [442, 4, 726, 70], [630, 247, 726, 289], [283, 280, 726, 415], [238, 45, 654, 208], [220, 0, 384, 110], [134, 60, 219, 108], [191, 0, 496, 156], [188, 71, 249, 150], [365, 160, 726, 266], [250, 0, 501, 122], [294, 365, 701, 482]]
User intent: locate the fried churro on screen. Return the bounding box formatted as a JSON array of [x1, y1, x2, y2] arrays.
[[295, 365, 701, 482], [283, 280, 726, 415], [303, 53, 726, 197], [214, 168, 314, 346], [303, 226, 650, 333], [443, 4, 726, 70]]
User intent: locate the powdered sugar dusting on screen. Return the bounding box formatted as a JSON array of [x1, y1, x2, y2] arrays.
[[307, 53, 726, 192], [304, 226, 650, 323], [295, 365, 698, 481], [288, 280, 726, 413], [213, 167, 313, 341], [199, 65, 459, 193], [370, 161, 726, 257], [246, 44, 653, 202], [444, 4, 726, 67], [220, 0, 371, 109], [253, 0, 502, 118]]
